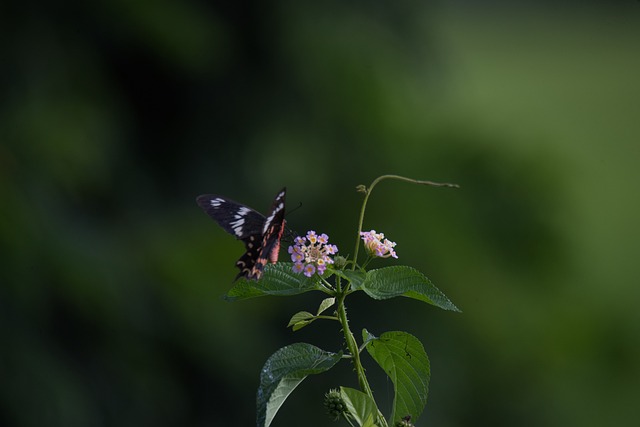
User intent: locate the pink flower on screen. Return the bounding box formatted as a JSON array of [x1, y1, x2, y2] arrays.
[[360, 230, 398, 259]]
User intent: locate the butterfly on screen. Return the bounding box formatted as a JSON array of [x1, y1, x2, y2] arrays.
[[196, 188, 286, 280]]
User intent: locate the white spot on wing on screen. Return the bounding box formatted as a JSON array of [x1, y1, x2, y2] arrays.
[[230, 217, 245, 236], [237, 207, 251, 216], [230, 207, 252, 236], [263, 202, 284, 234], [210, 198, 225, 207]]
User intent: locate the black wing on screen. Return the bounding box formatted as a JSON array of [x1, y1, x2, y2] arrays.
[[251, 188, 286, 278], [196, 188, 286, 280], [196, 194, 266, 240]]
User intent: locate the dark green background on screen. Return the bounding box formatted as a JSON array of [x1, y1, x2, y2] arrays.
[[2, 1, 639, 426]]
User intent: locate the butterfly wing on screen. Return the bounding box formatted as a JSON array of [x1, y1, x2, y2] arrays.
[[251, 188, 286, 278], [196, 188, 286, 280], [196, 195, 265, 240], [196, 194, 266, 279]]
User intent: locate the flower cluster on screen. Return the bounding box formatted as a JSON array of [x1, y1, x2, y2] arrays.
[[289, 231, 338, 277], [360, 230, 398, 259]]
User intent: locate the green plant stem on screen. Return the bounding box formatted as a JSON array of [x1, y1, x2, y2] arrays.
[[315, 315, 339, 321], [343, 414, 357, 427], [352, 174, 459, 268], [336, 291, 388, 427]]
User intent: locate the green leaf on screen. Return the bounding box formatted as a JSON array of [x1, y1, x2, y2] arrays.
[[316, 297, 335, 315], [287, 298, 337, 331], [332, 268, 367, 290], [362, 329, 377, 344], [257, 343, 342, 427], [291, 321, 312, 332], [363, 329, 430, 424], [340, 387, 380, 427], [359, 266, 460, 312], [224, 262, 323, 301], [287, 311, 315, 331]]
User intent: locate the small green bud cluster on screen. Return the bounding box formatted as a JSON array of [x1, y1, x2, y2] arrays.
[[323, 388, 347, 421], [395, 415, 415, 427]]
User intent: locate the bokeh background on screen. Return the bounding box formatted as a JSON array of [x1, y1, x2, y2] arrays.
[[2, 1, 639, 426]]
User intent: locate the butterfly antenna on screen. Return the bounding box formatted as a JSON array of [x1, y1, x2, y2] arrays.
[[286, 201, 303, 217], [282, 201, 303, 244]]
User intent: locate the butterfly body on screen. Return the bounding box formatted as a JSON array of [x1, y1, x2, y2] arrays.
[[196, 188, 286, 280]]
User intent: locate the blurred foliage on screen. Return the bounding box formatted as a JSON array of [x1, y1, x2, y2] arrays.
[[2, 1, 639, 426]]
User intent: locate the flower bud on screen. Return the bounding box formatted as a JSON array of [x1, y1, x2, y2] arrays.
[[333, 255, 347, 269], [395, 415, 414, 427], [324, 388, 347, 421]]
